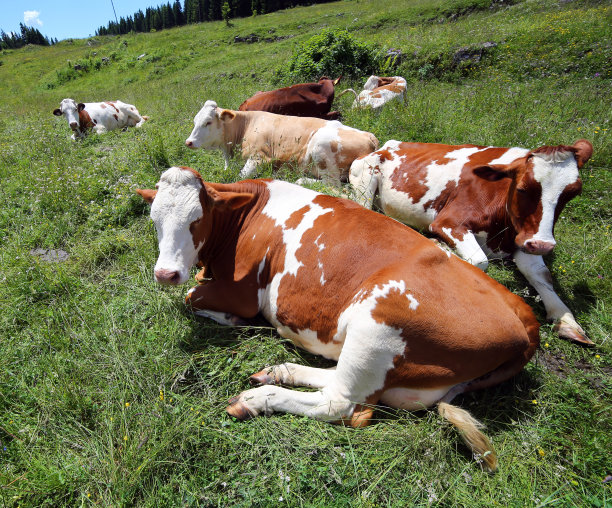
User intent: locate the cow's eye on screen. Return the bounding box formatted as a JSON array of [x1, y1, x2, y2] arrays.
[[516, 187, 527, 194], [205, 121, 212, 127]]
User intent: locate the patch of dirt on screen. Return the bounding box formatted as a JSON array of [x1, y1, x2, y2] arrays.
[[537, 351, 612, 390]]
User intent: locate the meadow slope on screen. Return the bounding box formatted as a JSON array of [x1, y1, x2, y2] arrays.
[[0, 0, 610, 505]]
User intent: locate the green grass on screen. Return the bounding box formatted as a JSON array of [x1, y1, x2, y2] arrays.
[[0, 0, 610, 505]]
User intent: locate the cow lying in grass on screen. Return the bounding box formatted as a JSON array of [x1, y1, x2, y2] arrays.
[[238, 76, 343, 120], [53, 98, 148, 140], [137, 166, 541, 471], [350, 139, 593, 345], [338, 76, 407, 109], [185, 100, 378, 183]]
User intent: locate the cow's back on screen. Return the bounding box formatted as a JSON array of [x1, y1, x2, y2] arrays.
[[354, 141, 522, 230], [239, 82, 333, 118]]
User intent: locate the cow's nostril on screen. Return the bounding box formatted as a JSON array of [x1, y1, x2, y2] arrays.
[[155, 269, 181, 284], [185, 140, 193, 147]]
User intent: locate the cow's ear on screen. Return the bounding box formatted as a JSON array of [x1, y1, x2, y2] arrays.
[[207, 187, 253, 210], [473, 164, 515, 181], [572, 139, 593, 169], [77, 103, 86, 112], [218, 109, 235, 122], [135, 188, 157, 204], [53, 108, 62, 116]]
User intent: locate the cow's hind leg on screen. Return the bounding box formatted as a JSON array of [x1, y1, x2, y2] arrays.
[[227, 318, 407, 426], [249, 363, 336, 388]]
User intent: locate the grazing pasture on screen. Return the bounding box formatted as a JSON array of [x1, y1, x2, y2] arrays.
[[0, 0, 610, 505]]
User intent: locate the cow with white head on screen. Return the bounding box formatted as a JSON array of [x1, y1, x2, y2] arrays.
[[136, 165, 543, 471], [349, 139, 594, 344], [185, 100, 378, 183], [53, 98, 148, 139]]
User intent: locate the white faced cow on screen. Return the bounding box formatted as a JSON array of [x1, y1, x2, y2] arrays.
[[53, 98, 148, 140], [137, 165, 542, 471], [339, 76, 407, 109], [185, 100, 378, 183], [350, 139, 593, 345]]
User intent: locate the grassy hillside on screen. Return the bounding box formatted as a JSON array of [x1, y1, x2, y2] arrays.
[[0, 0, 610, 505]]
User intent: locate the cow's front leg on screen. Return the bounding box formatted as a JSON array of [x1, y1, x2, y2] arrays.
[[192, 308, 251, 326], [513, 251, 593, 345], [185, 280, 259, 325], [239, 158, 261, 179], [249, 363, 336, 388], [226, 385, 356, 423], [430, 224, 489, 270]]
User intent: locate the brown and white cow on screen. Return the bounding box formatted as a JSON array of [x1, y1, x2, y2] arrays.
[[339, 76, 407, 109], [185, 100, 378, 182], [53, 98, 148, 140], [137, 165, 541, 471], [350, 139, 593, 345], [238, 77, 342, 120]]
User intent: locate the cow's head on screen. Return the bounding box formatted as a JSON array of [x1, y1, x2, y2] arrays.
[[136, 166, 252, 285], [53, 98, 86, 132], [185, 100, 235, 150], [474, 139, 592, 255], [363, 75, 381, 91]]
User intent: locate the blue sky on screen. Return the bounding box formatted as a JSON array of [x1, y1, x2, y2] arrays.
[[1, 1, 164, 41]]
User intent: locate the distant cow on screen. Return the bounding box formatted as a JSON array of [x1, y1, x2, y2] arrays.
[[137, 166, 541, 471], [238, 77, 342, 120], [339, 76, 407, 109], [185, 100, 378, 182], [350, 139, 593, 344], [53, 98, 148, 139]]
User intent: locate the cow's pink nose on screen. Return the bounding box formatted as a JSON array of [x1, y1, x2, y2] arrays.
[[523, 239, 555, 255], [185, 140, 193, 148], [155, 269, 181, 284]]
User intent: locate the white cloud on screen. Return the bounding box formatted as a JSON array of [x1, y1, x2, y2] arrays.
[[24, 10, 43, 27]]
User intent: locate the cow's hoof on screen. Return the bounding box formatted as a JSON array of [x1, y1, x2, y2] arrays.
[[554, 322, 595, 346], [249, 369, 276, 386], [226, 396, 255, 420]]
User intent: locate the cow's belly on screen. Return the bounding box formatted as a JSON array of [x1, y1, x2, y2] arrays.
[[380, 386, 454, 410]]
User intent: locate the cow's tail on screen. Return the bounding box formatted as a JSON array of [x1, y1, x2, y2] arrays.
[[336, 88, 358, 100], [437, 402, 498, 472]]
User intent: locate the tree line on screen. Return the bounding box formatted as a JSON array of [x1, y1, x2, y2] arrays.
[[95, 0, 335, 36], [1, 23, 57, 50]]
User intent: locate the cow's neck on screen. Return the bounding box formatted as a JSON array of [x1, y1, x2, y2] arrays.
[[198, 180, 266, 277], [222, 111, 250, 158]]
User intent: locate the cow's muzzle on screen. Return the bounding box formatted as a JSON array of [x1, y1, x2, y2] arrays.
[[522, 239, 555, 256], [69, 122, 78, 131], [154, 268, 181, 285], [185, 140, 195, 148]]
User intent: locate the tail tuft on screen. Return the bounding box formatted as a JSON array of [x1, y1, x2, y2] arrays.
[[438, 402, 498, 472]]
